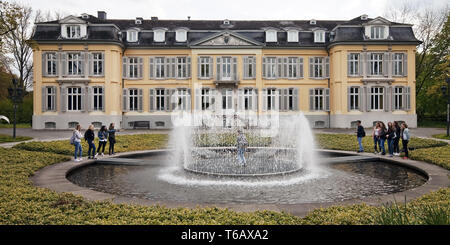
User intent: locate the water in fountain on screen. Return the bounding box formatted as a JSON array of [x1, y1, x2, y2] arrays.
[[161, 110, 321, 186]]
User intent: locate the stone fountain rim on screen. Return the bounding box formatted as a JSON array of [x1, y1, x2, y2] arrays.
[[30, 148, 450, 217]]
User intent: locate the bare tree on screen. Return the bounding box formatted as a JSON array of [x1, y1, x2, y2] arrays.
[[2, 3, 33, 90]]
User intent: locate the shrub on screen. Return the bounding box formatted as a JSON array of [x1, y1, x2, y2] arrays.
[[410, 145, 450, 170]]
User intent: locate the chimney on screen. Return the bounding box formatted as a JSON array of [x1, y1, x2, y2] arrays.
[[151, 16, 158, 21], [98, 11, 107, 20]]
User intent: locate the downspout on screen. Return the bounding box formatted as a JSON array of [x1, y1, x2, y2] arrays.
[[326, 48, 331, 128]]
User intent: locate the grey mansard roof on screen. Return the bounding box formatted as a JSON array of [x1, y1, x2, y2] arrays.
[[32, 14, 421, 48]]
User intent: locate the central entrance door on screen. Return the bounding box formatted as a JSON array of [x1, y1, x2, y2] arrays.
[[221, 88, 235, 128]]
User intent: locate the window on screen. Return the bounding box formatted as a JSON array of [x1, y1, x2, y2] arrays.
[[129, 89, 139, 111], [313, 88, 324, 111], [156, 89, 165, 111], [369, 53, 383, 76], [349, 87, 359, 110], [45, 86, 56, 111], [175, 29, 187, 42], [92, 122, 102, 128], [44, 53, 57, 76], [201, 88, 212, 110], [370, 26, 385, 39], [67, 53, 83, 76], [199, 56, 211, 78], [286, 88, 296, 111], [154, 30, 165, 42], [44, 122, 56, 129], [93, 86, 103, 111], [370, 87, 384, 111], [393, 53, 404, 76], [312, 57, 323, 78], [67, 87, 82, 111], [155, 121, 165, 127], [394, 86, 404, 110], [348, 53, 360, 76], [287, 30, 298, 42], [287, 57, 298, 78], [243, 88, 254, 110], [314, 30, 325, 43], [155, 57, 165, 78], [222, 89, 233, 110], [92, 53, 104, 76], [243, 56, 256, 79], [176, 89, 189, 111], [221, 57, 232, 80], [66, 25, 81, 38], [68, 121, 79, 128], [127, 30, 138, 42], [128, 57, 139, 78], [176, 57, 187, 78], [314, 121, 325, 128], [266, 57, 277, 78], [267, 88, 277, 111], [265, 30, 277, 42]]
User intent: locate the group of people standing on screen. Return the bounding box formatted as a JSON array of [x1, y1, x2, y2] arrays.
[[71, 123, 117, 162], [356, 120, 411, 159]]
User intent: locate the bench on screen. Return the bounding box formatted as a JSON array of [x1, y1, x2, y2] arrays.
[[132, 121, 150, 129]]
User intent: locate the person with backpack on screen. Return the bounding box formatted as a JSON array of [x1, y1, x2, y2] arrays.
[[378, 122, 387, 155], [386, 122, 396, 157], [108, 123, 116, 155], [393, 121, 401, 156], [356, 120, 365, 153], [97, 125, 108, 157], [71, 124, 83, 162], [401, 123, 410, 159], [84, 124, 97, 159]]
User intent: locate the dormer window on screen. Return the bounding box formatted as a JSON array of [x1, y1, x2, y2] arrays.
[[135, 17, 143, 25], [310, 19, 316, 25], [81, 14, 89, 19], [153, 29, 166, 42], [287, 30, 299, 42], [223, 19, 230, 25], [370, 26, 386, 39], [314, 30, 325, 43], [67, 25, 81, 39], [265, 30, 277, 42], [127, 30, 138, 42], [175, 29, 187, 42]]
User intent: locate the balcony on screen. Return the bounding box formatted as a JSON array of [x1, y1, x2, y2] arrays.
[[214, 72, 240, 86]]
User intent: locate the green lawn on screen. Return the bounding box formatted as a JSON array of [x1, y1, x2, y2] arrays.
[[0, 123, 32, 128], [433, 133, 450, 140], [418, 120, 447, 128], [1, 133, 449, 225], [0, 134, 32, 143]]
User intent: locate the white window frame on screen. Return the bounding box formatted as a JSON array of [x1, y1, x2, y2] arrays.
[[287, 30, 299, 42], [267, 88, 278, 111], [93, 86, 103, 111], [175, 29, 187, 42], [265, 30, 277, 42], [176, 57, 187, 78], [370, 87, 384, 111], [313, 57, 324, 78], [199, 56, 211, 79], [266, 57, 277, 79], [155, 57, 165, 78], [221, 57, 232, 80], [176, 88, 188, 111], [370, 26, 385, 39], [201, 88, 212, 110], [313, 88, 324, 111], [243, 88, 254, 110], [92, 53, 104, 76], [67, 53, 83, 76], [66, 25, 81, 39], [349, 87, 359, 110], [154, 30, 166, 42], [222, 89, 233, 110], [155, 88, 165, 111], [287, 57, 298, 78], [348, 53, 360, 76], [393, 53, 404, 76], [129, 89, 139, 111], [243, 56, 256, 79], [46, 87, 56, 111], [45, 53, 57, 76], [394, 86, 404, 110], [67, 87, 82, 111], [369, 53, 383, 76], [127, 30, 138, 42], [287, 88, 295, 111], [128, 57, 139, 78], [314, 30, 325, 43]]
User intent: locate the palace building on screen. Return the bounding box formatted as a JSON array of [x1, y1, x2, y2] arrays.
[[31, 12, 420, 129]]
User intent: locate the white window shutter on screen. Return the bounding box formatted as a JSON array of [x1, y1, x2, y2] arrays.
[[187, 88, 191, 111], [232, 57, 237, 80], [42, 53, 47, 76], [122, 57, 128, 78], [195, 88, 201, 111], [384, 87, 389, 112], [238, 89, 244, 111], [138, 57, 143, 79], [88, 53, 93, 76], [138, 88, 143, 112], [149, 57, 155, 79], [347, 86, 351, 111], [80, 87, 86, 112], [149, 88, 155, 112], [41, 87, 47, 112], [293, 88, 299, 111], [252, 88, 258, 111], [187, 57, 191, 78], [325, 57, 330, 78], [208, 57, 213, 78], [298, 57, 303, 78], [262, 57, 266, 78], [197, 57, 201, 78], [276, 57, 282, 79], [309, 88, 314, 111], [347, 53, 352, 76], [325, 88, 330, 111], [122, 88, 128, 112], [216, 57, 221, 81], [101, 86, 105, 112], [87, 86, 93, 112], [406, 86, 411, 110], [283, 57, 288, 78], [61, 53, 67, 76], [403, 53, 408, 77], [382, 53, 388, 77], [358, 53, 363, 76], [309, 57, 314, 78]]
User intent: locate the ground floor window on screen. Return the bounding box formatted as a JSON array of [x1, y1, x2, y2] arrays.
[[129, 89, 139, 111], [67, 87, 82, 111], [313, 88, 324, 111], [156, 89, 165, 111], [349, 87, 360, 110], [93, 86, 103, 111], [394, 86, 404, 110], [370, 87, 384, 111]]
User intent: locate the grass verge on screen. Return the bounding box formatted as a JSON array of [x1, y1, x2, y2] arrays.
[[0, 134, 32, 143]]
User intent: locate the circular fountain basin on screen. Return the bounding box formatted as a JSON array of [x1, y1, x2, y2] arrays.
[[66, 151, 428, 205], [185, 147, 300, 176]]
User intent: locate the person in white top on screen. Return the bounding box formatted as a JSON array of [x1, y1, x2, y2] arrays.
[[72, 124, 83, 162]]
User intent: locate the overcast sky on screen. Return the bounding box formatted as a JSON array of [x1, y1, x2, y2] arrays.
[[18, 0, 448, 21]]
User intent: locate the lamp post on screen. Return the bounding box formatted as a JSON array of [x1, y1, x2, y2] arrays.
[[7, 78, 23, 139], [442, 78, 450, 137]]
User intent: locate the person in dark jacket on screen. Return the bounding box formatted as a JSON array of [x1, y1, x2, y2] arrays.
[[386, 122, 396, 157], [97, 125, 108, 157], [378, 122, 387, 155], [356, 120, 365, 153], [393, 121, 401, 156], [84, 124, 96, 159], [108, 123, 116, 155]]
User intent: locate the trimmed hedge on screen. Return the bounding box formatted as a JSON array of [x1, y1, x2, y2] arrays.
[[410, 145, 450, 170], [0, 134, 32, 143], [13, 134, 168, 156]]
